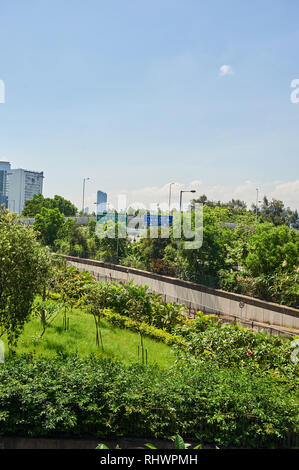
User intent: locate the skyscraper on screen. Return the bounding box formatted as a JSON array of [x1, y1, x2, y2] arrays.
[[0, 158, 11, 208], [7, 168, 44, 214], [97, 190, 108, 214]]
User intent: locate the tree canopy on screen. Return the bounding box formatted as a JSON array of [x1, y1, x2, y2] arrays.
[[252, 197, 299, 228], [22, 194, 77, 217], [34, 207, 65, 246], [0, 208, 52, 347], [245, 223, 299, 276]]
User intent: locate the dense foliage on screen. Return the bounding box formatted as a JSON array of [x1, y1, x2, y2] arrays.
[[0, 209, 51, 347], [26, 193, 298, 308], [174, 313, 298, 389], [22, 194, 77, 217], [50, 267, 299, 391], [51, 266, 187, 332], [1, 198, 298, 448], [34, 208, 65, 246], [101, 309, 186, 347], [245, 224, 298, 276], [0, 355, 297, 448], [254, 197, 299, 228], [0, 259, 298, 448]]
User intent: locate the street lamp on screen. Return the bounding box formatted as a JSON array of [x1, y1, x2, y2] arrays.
[[255, 188, 261, 223], [168, 182, 175, 214], [177, 190, 196, 248], [82, 177, 90, 214], [179, 190, 196, 214]]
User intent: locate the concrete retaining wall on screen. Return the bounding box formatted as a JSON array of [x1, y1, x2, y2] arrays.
[[60, 255, 299, 330]]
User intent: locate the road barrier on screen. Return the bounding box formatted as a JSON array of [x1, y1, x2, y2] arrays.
[[59, 255, 299, 331]]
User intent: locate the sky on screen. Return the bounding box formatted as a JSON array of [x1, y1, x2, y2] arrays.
[[0, 0, 299, 211]]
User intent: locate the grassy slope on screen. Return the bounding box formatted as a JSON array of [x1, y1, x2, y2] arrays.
[[3, 308, 174, 368]]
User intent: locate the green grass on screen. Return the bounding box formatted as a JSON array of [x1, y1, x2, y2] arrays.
[[3, 308, 175, 368]]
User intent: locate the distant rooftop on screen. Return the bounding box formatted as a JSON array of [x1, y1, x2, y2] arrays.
[[9, 168, 43, 175]]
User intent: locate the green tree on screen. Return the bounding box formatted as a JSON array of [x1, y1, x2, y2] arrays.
[[95, 221, 128, 263], [245, 223, 299, 276], [51, 195, 77, 217], [22, 193, 45, 216], [55, 218, 88, 255], [81, 283, 106, 350], [191, 195, 247, 215], [34, 207, 65, 247], [140, 226, 174, 273], [253, 196, 299, 228], [23, 194, 77, 217], [177, 206, 233, 286], [0, 208, 51, 347], [87, 218, 97, 234]]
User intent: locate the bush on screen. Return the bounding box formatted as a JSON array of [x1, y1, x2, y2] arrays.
[[0, 355, 297, 447], [61, 274, 187, 332], [101, 309, 186, 347], [174, 320, 298, 388], [175, 311, 221, 335]]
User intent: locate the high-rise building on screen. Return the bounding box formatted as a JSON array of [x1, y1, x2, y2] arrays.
[[97, 190, 107, 214], [7, 168, 44, 214], [0, 158, 11, 208]]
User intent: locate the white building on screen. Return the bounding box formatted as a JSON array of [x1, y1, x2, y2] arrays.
[[7, 169, 44, 214]]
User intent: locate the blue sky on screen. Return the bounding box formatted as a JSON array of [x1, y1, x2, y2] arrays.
[[0, 0, 299, 210]]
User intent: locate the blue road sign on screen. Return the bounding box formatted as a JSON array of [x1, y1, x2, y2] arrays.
[[144, 214, 173, 228]]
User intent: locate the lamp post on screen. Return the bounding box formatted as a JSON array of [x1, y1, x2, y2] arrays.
[[168, 182, 175, 214], [178, 189, 196, 248], [255, 188, 261, 223], [82, 177, 90, 214], [179, 189, 196, 214]]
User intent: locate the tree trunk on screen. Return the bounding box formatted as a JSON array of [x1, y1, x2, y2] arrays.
[[41, 286, 46, 326]]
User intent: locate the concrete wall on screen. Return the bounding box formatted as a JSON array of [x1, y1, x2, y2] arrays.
[[16, 216, 96, 225], [61, 255, 299, 330], [0, 436, 188, 449]]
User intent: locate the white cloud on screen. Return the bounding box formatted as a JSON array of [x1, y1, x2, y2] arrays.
[[96, 180, 299, 213], [219, 65, 234, 76], [76, 179, 299, 213]]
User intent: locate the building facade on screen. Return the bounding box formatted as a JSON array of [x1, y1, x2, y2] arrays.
[[97, 190, 108, 214], [0, 159, 11, 208], [7, 169, 44, 214]]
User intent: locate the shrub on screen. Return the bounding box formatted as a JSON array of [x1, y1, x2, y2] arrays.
[[51, 268, 188, 331], [101, 309, 186, 347], [0, 355, 297, 448], [174, 320, 298, 388]]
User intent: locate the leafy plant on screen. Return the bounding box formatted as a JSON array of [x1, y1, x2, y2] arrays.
[[31, 297, 64, 338], [146, 435, 201, 449], [0, 355, 297, 448], [0, 208, 51, 348], [96, 435, 201, 449], [174, 319, 298, 388]]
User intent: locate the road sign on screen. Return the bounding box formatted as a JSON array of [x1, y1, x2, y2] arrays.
[[144, 214, 173, 228], [97, 212, 127, 224], [239, 301, 245, 321]]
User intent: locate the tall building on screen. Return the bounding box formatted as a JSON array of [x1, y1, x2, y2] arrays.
[[0, 158, 11, 208], [97, 190, 107, 214], [7, 169, 44, 214]]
